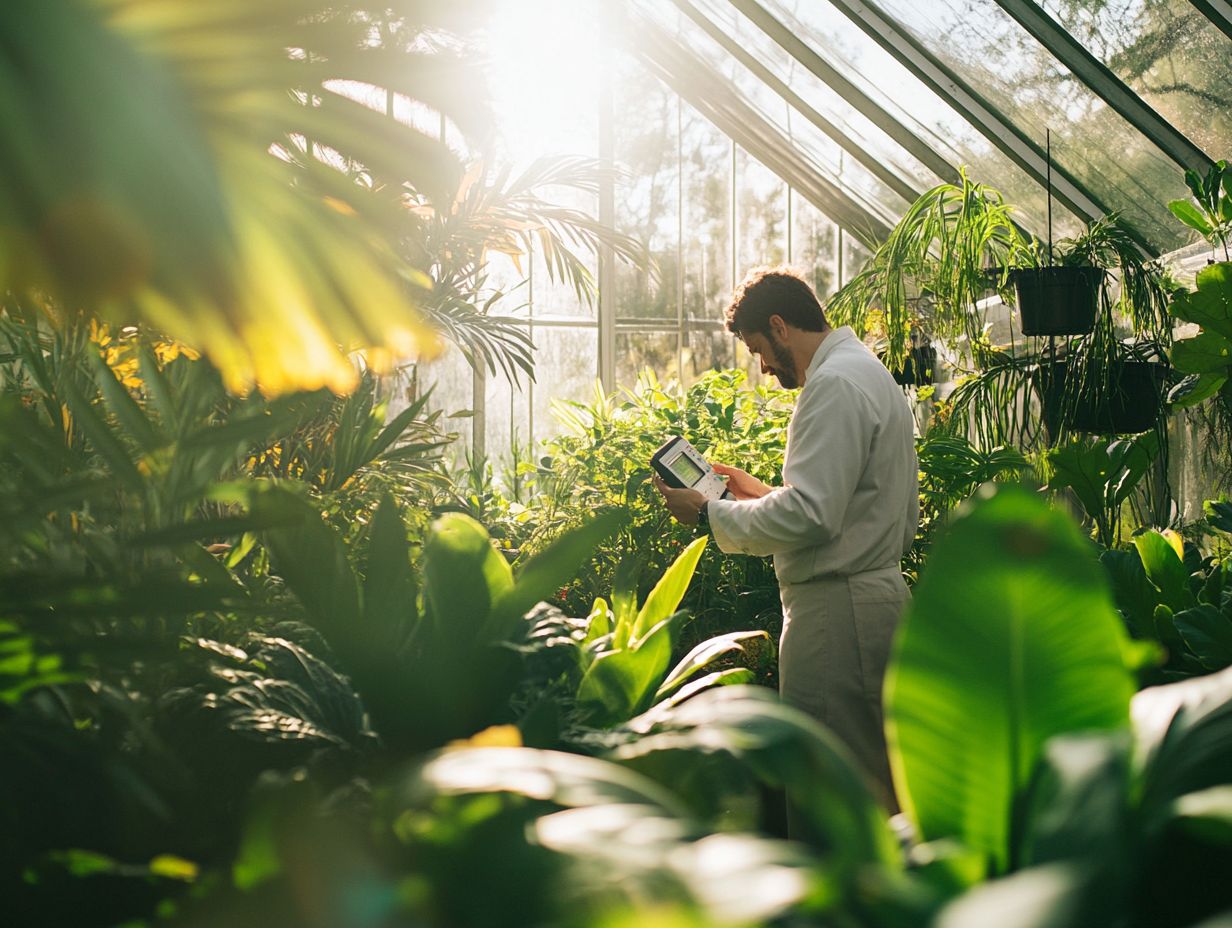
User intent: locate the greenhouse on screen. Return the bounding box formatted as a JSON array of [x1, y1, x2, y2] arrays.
[[4, 0, 1232, 925]]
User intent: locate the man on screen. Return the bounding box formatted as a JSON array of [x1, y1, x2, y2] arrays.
[[654, 267, 918, 809]]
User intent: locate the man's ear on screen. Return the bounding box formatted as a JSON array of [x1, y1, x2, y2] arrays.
[[767, 314, 789, 339]]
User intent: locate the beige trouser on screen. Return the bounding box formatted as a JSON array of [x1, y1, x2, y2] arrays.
[[778, 566, 909, 812]]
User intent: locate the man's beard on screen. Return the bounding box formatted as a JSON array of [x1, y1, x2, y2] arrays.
[[769, 332, 798, 389]]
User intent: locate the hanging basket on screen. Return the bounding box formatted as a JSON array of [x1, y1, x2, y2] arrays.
[[1010, 266, 1104, 336], [1032, 357, 1168, 435]]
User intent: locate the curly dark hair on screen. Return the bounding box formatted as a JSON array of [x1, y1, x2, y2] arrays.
[[724, 267, 828, 337]]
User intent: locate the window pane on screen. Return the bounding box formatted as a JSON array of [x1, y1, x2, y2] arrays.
[[736, 147, 788, 272], [531, 327, 599, 444], [415, 342, 475, 453], [867, 0, 1188, 249], [791, 192, 839, 300], [1041, 0, 1232, 159], [682, 103, 733, 322], [614, 54, 680, 320], [616, 330, 680, 388], [684, 327, 737, 383], [484, 348, 532, 466], [744, 0, 1085, 241]]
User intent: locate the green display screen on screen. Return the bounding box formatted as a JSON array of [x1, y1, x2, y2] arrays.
[[666, 450, 705, 485]]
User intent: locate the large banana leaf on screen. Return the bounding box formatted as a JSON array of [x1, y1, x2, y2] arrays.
[[886, 484, 1136, 874]]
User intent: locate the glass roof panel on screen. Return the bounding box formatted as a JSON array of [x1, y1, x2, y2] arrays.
[[632, 0, 913, 233], [1041, 0, 1232, 159], [863, 0, 1190, 249], [676, 0, 946, 196], [739, 0, 1088, 240]]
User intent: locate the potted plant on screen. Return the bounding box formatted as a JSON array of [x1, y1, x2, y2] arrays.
[[1021, 215, 1173, 436], [827, 171, 1023, 375], [1007, 261, 1103, 336]]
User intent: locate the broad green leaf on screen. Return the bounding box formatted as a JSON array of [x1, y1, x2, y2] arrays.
[[1168, 372, 1228, 408], [129, 510, 296, 548], [633, 536, 708, 639], [1169, 199, 1214, 236], [1173, 785, 1232, 844], [933, 863, 1091, 928], [1132, 665, 1232, 829], [886, 485, 1135, 874], [583, 597, 612, 648], [415, 746, 690, 816], [614, 686, 899, 870], [254, 487, 361, 653], [578, 611, 688, 726], [1174, 604, 1232, 670], [1171, 332, 1232, 375], [1045, 441, 1111, 527], [488, 508, 625, 641], [655, 630, 771, 699], [1018, 732, 1132, 869], [422, 512, 513, 640], [651, 668, 755, 713], [87, 348, 162, 453], [1100, 548, 1160, 639], [361, 493, 416, 640], [1134, 530, 1191, 612], [1169, 263, 1232, 339], [1205, 499, 1232, 534]]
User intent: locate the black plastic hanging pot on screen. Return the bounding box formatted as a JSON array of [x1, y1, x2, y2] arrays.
[[1032, 358, 1168, 435], [1010, 266, 1104, 336]]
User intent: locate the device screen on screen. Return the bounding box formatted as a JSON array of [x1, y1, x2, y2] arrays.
[[666, 450, 705, 486]]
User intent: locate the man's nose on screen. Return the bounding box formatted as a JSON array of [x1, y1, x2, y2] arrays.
[[760, 359, 771, 375]]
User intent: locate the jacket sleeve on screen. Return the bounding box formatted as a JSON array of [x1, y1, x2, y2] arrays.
[[708, 374, 877, 557]]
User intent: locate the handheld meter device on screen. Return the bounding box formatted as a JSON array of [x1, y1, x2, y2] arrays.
[[651, 435, 732, 501]]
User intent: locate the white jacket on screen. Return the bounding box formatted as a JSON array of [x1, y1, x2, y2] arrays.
[[708, 326, 919, 584]]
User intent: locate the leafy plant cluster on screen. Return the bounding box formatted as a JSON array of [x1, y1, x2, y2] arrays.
[[463, 369, 797, 659]]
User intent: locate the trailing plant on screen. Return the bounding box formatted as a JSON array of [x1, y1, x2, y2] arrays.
[[827, 171, 1024, 371]]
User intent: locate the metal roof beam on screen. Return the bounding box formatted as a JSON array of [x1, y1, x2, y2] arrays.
[[1188, 0, 1232, 44], [994, 0, 1211, 175], [726, 0, 962, 190], [629, 9, 892, 248], [667, 0, 925, 205]]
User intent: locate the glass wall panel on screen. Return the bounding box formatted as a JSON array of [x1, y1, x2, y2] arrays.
[[790, 191, 839, 300], [684, 326, 738, 383], [617, 330, 681, 389], [682, 104, 734, 322], [484, 250, 530, 319], [1042, 0, 1232, 158], [531, 327, 599, 444], [484, 356, 532, 466], [736, 147, 788, 273], [415, 342, 475, 453], [867, 0, 1189, 249], [614, 53, 681, 321]]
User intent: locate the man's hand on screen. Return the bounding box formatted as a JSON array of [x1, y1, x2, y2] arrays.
[[652, 476, 707, 525], [711, 463, 773, 500]]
